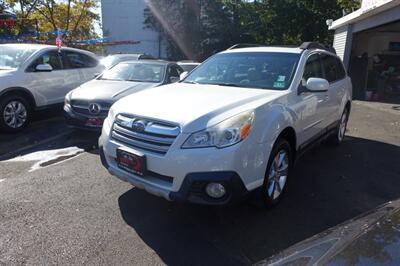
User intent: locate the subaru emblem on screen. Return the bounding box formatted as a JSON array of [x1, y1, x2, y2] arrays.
[[132, 120, 146, 133]]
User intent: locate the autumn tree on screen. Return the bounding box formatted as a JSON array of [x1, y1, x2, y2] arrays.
[[5, 0, 100, 43]]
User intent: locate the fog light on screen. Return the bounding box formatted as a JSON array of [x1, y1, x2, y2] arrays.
[[205, 182, 226, 199]]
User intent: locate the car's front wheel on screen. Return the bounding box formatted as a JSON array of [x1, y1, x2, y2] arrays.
[[261, 138, 292, 208], [0, 95, 31, 132]]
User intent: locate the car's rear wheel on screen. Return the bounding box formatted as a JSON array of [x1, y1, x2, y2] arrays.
[[261, 138, 292, 208], [0, 95, 31, 132], [329, 108, 349, 146]]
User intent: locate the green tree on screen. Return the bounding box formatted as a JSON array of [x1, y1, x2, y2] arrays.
[[4, 0, 100, 50], [337, 0, 361, 13], [144, 0, 349, 60]]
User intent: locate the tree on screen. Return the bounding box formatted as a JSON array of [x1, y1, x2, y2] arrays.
[[337, 0, 361, 13], [144, 0, 347, 60], [5, 0, 100, 45]]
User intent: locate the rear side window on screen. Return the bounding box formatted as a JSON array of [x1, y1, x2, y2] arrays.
[[63, 51, 98, 69], [321, 54, 346, 83]]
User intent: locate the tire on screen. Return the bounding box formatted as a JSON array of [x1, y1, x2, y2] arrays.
[[328, 108, 349, 146], [0, 94, 32, 133], [260, 138, 292, 208]]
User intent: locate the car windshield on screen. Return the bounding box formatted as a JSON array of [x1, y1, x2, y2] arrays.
[[99, 62, 165, 83], [0, 46, 38, 70], [180, 64, 199, 72], [100, 56, 120, 69], [183, 52, 300, 90]]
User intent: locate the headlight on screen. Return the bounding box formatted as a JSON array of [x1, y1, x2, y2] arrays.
[[107, 106, 116, 121], [182, 110, 255, 149], [64, 92, 72, 105]]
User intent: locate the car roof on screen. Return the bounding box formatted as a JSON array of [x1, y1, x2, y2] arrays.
[[118, 59, 171, 65], [221, 46, 304, 54], [0, 43, 54, 50], [178, 62, 200, 65], [106, 54, 141, 58], [0, 43, 97, 56]]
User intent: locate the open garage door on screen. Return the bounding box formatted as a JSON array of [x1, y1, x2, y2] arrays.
[[349, 20, 400, 103]]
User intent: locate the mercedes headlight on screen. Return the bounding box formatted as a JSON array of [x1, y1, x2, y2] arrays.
[[64, 91, 72, 106], [182, 110, 255, 149]]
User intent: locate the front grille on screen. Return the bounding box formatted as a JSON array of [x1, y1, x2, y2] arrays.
[[112, 114, 180, 155], [71, 100, 110, 117]]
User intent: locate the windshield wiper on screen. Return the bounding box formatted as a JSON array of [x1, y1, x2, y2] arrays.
[[183, 81, 198, 84], [98, 78, 123, 81], [213, 82, 241, 87]]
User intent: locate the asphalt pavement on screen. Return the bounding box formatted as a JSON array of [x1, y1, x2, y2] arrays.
[[0, 101, 399, 265]]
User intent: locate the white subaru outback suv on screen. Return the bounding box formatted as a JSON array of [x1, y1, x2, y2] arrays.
[[99, 42, 352, 206]]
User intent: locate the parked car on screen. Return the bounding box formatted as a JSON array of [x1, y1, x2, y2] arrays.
[[100, 53, 154, 69], [257, 198, 400, 265], [64, 60, 183, 130], [99, 42, 352, 206], [0, 43, 103, 132], [177, 61, 200, 73]]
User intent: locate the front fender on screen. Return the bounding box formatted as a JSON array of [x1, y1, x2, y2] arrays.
[[253, 104, 296, 146]]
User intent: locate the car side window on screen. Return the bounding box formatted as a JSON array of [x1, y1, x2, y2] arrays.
[[335, 57, 346, 80], [63, 51, 98, 69], [27, 50, 63, 71], [321, 54, 345, 83], [302, 54, 323, 86], [168, 65, 181, 78]]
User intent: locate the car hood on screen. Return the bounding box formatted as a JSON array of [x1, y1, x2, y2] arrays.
[[70, 79, 160, 103], [257, 199, 400, 266], [112, 82, 285, 133]]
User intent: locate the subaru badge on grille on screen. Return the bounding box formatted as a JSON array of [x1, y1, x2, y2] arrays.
[[132, 120, 146, 133]]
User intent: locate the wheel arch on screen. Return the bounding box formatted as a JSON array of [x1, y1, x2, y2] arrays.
[[276, 126, 297, 161], [345, 100, 351, 112], [0, 87, 36, 109]]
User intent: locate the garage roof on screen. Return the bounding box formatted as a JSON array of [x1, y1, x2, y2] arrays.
[[329, 0, 400, 30]]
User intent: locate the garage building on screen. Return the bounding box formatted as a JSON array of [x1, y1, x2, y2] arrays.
[[330, 0, 400, 102]]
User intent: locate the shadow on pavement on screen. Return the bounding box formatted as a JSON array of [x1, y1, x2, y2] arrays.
[[118, 136, 400, 266]]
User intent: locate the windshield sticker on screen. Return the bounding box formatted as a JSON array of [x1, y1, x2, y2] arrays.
[[273, 82, 285, 88], [277, 75, 286, 82]]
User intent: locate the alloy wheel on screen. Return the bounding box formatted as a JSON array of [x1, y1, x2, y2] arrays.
[[3, 100, 27, 129], [267, 149, 289, 200]]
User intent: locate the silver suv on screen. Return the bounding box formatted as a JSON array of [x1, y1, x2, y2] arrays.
[[0, 43, 103, 132]]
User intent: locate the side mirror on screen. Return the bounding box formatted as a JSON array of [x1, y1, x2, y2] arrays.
[[36, 64, 53, 72], [179, 71, 188, 80], [299, 78, 329, 94], [169, 76, 180, 83]]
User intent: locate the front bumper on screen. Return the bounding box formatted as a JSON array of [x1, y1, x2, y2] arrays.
[[99, 147, 248, 205], [99, 119, 271, 205], [64, 104, 104, 131]]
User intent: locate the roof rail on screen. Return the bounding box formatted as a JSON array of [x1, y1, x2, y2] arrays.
[[299, 42, 336, 54], [227, 43, 265, 50]]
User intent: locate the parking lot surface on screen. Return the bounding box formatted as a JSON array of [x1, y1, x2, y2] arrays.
[[0, 101, 399, 265]]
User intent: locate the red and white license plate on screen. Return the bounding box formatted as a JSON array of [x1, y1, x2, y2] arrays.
[[116, 149, 146, 176], [85, 118, 104, 127]]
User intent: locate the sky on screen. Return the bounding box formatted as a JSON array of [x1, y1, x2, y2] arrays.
[[93, 1, 103, 37]]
